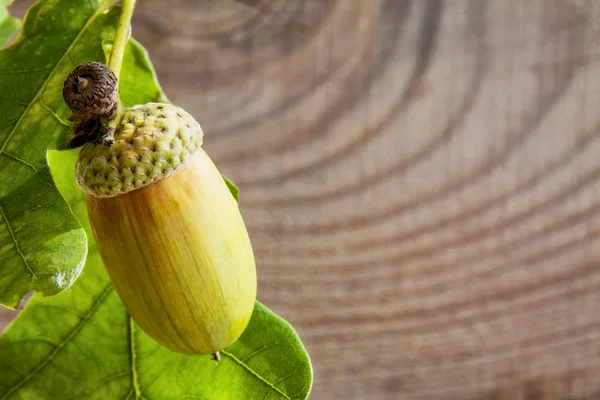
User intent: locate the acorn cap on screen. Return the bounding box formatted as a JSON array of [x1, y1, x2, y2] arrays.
[[76, 102, 203, 198]]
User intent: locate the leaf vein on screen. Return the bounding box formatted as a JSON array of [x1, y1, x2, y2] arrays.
[[221, 350, 291, 400], [0, 204, 34, 277], [69, 371, 130, 400], [272, 362, 303, 386], [0, 151, 54, 190], [128, 316, 143, 400], [39, 94, 69, 127], [0, 284, 113, 400], [241, 342, 287, 364]]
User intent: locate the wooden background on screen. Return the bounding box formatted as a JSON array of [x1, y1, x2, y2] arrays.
[[5, 0, 600, 398]]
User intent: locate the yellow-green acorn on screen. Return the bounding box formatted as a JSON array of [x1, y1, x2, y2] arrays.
[[63, 62, 257, 357]]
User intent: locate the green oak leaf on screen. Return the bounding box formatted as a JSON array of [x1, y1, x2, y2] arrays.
[[0, 150, 312, 399], [0, 0, 124, 308], [0, 2, 312, 398], [0, 56, 312, 399], [0, 0, 19, 48], [223, 174, 241, 203]]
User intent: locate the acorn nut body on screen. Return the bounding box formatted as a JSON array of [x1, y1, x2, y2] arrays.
[[76, 102, 257, 354]]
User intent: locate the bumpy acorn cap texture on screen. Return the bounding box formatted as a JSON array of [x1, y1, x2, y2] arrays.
[[76, 103, 203, 198]]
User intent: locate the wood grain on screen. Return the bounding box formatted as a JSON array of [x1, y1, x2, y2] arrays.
[[5, 0, 600, 398]]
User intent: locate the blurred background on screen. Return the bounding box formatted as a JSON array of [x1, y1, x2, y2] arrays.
[[4, 0, 600, 398]]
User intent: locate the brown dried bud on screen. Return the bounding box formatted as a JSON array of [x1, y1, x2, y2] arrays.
[[67, 115, 101, 149], [62, 62, 118, 118]]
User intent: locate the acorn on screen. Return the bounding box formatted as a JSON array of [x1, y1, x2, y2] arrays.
[[63, 62, 257, 357]]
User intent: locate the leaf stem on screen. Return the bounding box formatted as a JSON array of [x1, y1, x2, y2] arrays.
[[108, 0, 136, 81]]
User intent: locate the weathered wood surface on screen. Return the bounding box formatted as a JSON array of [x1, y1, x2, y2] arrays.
[[5, 0, 600, 398]]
